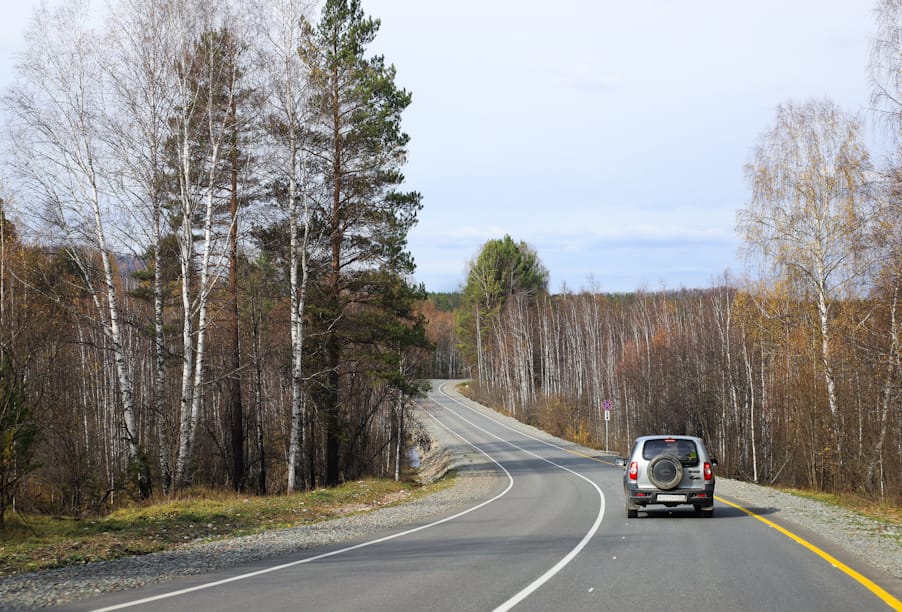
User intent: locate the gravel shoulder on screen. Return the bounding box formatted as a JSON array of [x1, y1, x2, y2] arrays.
[[0, 396, 898, 609]]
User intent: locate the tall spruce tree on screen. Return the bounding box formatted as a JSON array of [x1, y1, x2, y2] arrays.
[[299, 0, 423, 486]]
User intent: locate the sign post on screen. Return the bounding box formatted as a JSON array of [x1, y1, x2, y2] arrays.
[[602, 400, 612, 452]]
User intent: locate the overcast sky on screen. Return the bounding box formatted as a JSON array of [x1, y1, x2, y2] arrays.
[[0, 1, 881, 293]]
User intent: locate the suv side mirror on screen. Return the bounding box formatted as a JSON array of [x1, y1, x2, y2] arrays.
[[614, 457, 627, 467], [710, 456, 718, 467]]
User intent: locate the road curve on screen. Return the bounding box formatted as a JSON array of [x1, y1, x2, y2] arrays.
[[60, 381, 900, 612]]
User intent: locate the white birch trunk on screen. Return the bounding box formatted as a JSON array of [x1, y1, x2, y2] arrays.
[[89, 180, 147, 492], [815, 273, 843, 482], [172, 6, 237, 488], [256, 0, 316, 493], [868, 276, 900, 492], [174, 120, 197, 487], [287, 156, 311, 493], [153, 205, 170, 493]]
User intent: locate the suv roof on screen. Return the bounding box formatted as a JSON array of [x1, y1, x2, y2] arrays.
[[632, 434, 703, 442]]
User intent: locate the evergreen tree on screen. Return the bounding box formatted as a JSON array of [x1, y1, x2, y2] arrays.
[[299, 0, 423, 486], [457, 235, 548, 381]]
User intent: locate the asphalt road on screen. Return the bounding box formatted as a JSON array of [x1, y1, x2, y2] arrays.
[[61, 381, 900, 612]]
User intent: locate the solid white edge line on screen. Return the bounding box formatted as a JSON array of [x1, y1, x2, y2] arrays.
[[92, 400, 515, 612], [434, 382, 607, 612]]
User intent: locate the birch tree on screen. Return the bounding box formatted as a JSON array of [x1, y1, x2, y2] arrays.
[[4, 0, 152, 498], [870, 0, 902, 496], [106, 0, 179, 494], [738, 99, 875, 474], [168, 6, 241, 490], [871, 0, 902, 144], [255, 0, 317, 493]]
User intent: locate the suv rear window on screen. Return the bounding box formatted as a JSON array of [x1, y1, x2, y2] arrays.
[[642, 438, 700, 467]]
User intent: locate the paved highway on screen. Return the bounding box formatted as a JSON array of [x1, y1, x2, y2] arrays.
[[63, 381, 901, 611]]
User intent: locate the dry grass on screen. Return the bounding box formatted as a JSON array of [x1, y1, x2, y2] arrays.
[[0, 478, 452, 577], [777, 487, 902, 527]]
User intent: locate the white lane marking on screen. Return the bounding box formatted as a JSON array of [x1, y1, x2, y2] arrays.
[[92, 404, 514, 611], [438, 382, 599, 458], [434, 383, 606, 612]]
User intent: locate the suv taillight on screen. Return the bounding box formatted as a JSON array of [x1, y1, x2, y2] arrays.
[[703, 461, 713, 481], [629, 461, 638, 481]]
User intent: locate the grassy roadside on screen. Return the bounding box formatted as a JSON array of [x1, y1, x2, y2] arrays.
[[0, 477, 454, 577]]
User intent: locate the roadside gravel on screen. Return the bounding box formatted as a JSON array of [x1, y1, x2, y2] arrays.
[[0, 397, 898, 609]]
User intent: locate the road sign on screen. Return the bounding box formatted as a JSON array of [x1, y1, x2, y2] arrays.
[[604, 410, 611, 422], [602, 399, 612, 411]]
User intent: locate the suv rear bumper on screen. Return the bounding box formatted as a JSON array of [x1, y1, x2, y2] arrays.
[[624, 482, 715, 508]]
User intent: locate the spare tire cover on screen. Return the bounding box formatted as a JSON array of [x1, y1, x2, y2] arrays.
[[647, 455, 683, 490]]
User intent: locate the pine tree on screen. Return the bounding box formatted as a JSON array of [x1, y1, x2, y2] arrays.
[[299, 0, 423, 486], [457, 235, 549, 382]]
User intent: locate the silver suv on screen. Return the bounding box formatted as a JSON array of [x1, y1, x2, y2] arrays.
[[619, 435, 716, 518]]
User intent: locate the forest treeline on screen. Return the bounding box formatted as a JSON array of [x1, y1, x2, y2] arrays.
[[0, 0, 430, 520], [2, 0, 901, 522], [427, 281, 900, 501]]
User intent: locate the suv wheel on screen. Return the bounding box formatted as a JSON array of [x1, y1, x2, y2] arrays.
[[626, 503, 638, 519], [694, 504, 714, 517], [647, 454, 683, 490]]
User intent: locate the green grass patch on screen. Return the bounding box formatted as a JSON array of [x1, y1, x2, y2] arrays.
[[0, 477, 453, 577], [777, 487, 902, 528]]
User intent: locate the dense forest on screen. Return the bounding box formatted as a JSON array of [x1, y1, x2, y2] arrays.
[[0, 0, 430, 519], [428, 278, 900, 500]]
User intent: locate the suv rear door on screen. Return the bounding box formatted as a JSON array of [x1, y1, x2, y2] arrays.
[[640, 437, 704, 490]]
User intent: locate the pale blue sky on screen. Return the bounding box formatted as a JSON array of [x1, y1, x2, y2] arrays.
[[0, 1, 880, 293], [365, 0, 878, 292]]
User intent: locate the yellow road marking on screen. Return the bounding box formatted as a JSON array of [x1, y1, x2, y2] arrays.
[[554, 443, 901, 610], [715, 496, 901, 610]]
